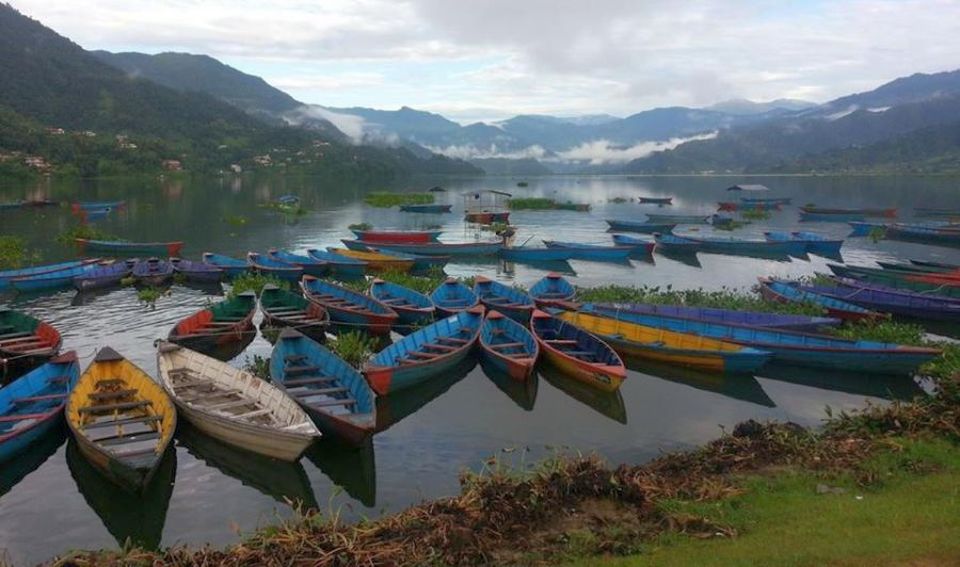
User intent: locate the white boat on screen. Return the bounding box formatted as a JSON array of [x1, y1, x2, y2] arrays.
[[156, 341, 320, 461]]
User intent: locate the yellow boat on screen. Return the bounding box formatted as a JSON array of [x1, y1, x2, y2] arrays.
[[554, 310, 772, 373], [326, 248, 415, 273], [66, 347, 176, 490]]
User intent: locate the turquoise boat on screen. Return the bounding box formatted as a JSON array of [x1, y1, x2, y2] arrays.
[[764, 231, 843, 257], [657, 234, 804, 257], [473, 276, 535, 322], [541, 241, 633, 261], [499, 246, 576, 261], [369, 278, 435, 328], [270, 329, 376, 445], [610, 234, 656, 255], [364, 306, 482, 395], [605, 219, 676, 233], [306, 249, 367, 276], [248, 252, 303, 282], [268, 250, 328, 277], [10, 262, 101, 293], [644, 213, 711, 224], [479, 310, 539, 381], [529, 273, 576, 307], [202, 253, 250, 278], [430, 278, 479, 318], [75, 238, 183, 257], [579, 305, 939, 374], [0, 351, 79, 463], [1, 259, 99, 290], [758, 278, 880, 322], [301, 276, 398, 335]]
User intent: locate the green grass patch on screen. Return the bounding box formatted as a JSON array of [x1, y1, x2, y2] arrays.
[[228, 272, 287, 298], [574, 285, 825, 316], [242, 354, 271, 380], [329, 330, 377, 368], [0, 235, 39, 269], [55, 224, 119, 244], [223, 214, 248, 227], [508, 197, 556, 210], [136, 286, 165, 306], [363, 192, 434, 208], [741, 209, 771, 221]]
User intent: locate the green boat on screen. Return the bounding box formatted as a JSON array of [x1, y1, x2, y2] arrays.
[[828, 265, 960, 298]]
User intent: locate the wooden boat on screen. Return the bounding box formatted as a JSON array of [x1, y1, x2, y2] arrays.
[[364, 306, 482, 395], [260, 284, 329, 343], [202, 253, 250, 278], [352, 246, 450, 271], [763, 231, 843, 257], [800, 206, 897, 218], [306, 249, 367, 276], [850, 221, 960, 244], [742, 197, 792, 205], [654, 233, 803, 257], [828, 265, 960, 298], [0, 351, 79, 463], [638, 196, 672, 204], [1, 259, 100, 290], [301, 276, 398, 335], [797, 278, 960, 322], [0, 310, 62, 373], [74, 259, 137, 291], [340, 239, 502, 256], [399, 204, 452, 213], [248, 252, 303, 282], [430, 278, 480, 317], [542, 241, 633, 260], [757, 278, 881, 322], [610, 234, 656, 255], [465, 210, 510, 223], [327, 247, 415, 273], [605, 219, 677, 233], [169, 291, 257, 348], [9, 262, 102, 293], [529, 309, 626, 391], [267, 250, 328, 277], [156, 342, 320, 461], [270, 329, 376, 444], [351, 229, 442, 243], [66, 347, 176, 489], [580, 303, 841, 332], [644, 213, 711, 224], [529, 273, 576, 307], [369, 278, 435, 328], [169, 258, 222, 283], [499, 246, 577, 261], [132, 258, 174, 286], [801, 211, 865, 222], [914, 208, 960, 218], [582, 307, 940, 374], [473, 276, 535, 322], [72, 200, 127, 212], [555, 310, 772, 374], [479, 310, 539, 380], [75, 238, 183, 257]]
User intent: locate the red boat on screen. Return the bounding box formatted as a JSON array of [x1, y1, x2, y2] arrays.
[[465, 211, 510, 224], [351, 229, 442, 244]]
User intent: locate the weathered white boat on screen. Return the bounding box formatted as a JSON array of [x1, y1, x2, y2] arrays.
[[156, 341, 320, 461]]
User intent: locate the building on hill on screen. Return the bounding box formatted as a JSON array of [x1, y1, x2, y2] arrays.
[[161, 159, 182, 171], [45, 127, 64, 135], [253, 155, 272, 166], [23, 156, 50, 170], [229, 164, 242, 173]]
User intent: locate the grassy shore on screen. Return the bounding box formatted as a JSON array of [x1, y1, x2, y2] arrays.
[[50, 279, 960, 566], [363, 191, 434, 208]]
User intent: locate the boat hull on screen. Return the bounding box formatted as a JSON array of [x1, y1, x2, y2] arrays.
[[605, 219, 677, 233], [342, 239, 502, 256], [465, 211, 510, 223], [352, 229, 442, 243], [76, 238, 182, 257]]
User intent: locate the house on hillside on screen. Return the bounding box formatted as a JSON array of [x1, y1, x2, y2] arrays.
[[229, 164, 242, 174], [161, 159, 183, 171], [45, 127, 64, 135], [253, 155, 272, 166], [23, 156, 50, 171]]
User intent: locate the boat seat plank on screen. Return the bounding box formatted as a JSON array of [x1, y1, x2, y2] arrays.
[[285, 365, 320, 375], [235, 408, 273, 420], [208, 399, 258, 411], [505, 352, 533, 358], [97, 430, 161, 447], [113, 447, 159, 458], [88, 389, 137, 401], [293, 386, 348, 398], [423, 343, 457, 351], [46, 375, 72, 385], [284, 376, 336, 387], [83, 415, 162, 430], [284, 354, 308, 362], [11, 347, 56, 355], [79, 400, 151, 414], [0, 332, 32, 340], [13, 393, 68, 404], [179, 388, 242, 402], [437, 337, 468, 344], [0, 412, 50, 423], [0, 338, 45, 347], [562, 350, 597, 357], [408, 351, 441, 359], [545, 339, 579, 345], [96, 378, 126, 387], [490, 342, 523, 350], [309, 397, 357, 408]]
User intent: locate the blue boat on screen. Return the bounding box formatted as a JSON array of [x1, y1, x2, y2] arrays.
[[369, 278, 435, 328], [764, 231, 843, 257], [758, 279, 881, 322], [268, 249, 329, 277], [363, 247, 450, 272], [341, 239, 502, 257], [10, 262, 102, 293], [652, 233, 701, 253], [579, 305, 939, 374], [398, 204, 452, 213], [499, 246, 576, 261], [645, 213, 711, 224], [364, 307, 482, 395], [799, 278, 960, 322], [1, 259, 99, 290], [170, 258, 222, 283], [742, 197, 792, 205], [542, 241, 634, 261], [850, 222, 960, 244], [0, 351, 79, 463], [529, 273, 576, 307], [248, 252, 303, 282], [73, 200, 126, 211], [306, 249, 367, 276], [661, 234, 805, 257], [430, 278, 479, 318], [480, 310, 539, 380], [473, 276, 535, 322], [74, 259, 137, 291], [801, 211, 865, 222], [610, 234, 656, 255], [605, 219, 677, 233], [202, 253, 250, 278], [580, 303, 841, 331], [301, 276, 398, 336], [270, 329, 376, 445], [132, 258, 174, 286]]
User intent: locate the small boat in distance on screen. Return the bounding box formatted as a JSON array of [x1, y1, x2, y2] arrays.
[[763, 231, 843, 257], [430, 278, 480, 317], [800, 206, 897, 218], [530, 309, 626, 391], [480, 310, 539, 381], [169, 258, 223, 283], [399, 204, 452, 213], [605, 219, 677, 233], [644, 213, 711, 224], [248, 252, 303, 282], [542, 241, 634, 261], [202, 253, 249, 278], [75, 238, 183, 257], [340, 239, 503, 257], [638, 196, 673, 205], [267, 250, 328, 277], [327, 248, 415, 273], [529, 273, 576, 308], [610, 234, 657, 255]]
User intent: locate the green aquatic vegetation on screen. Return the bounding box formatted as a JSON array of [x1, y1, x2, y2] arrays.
[[0, 235, 38, 269], [740, 209, 771, 221], [55, 224, 119, 244], [348, 222, 373, 231], [869, 226, 887, 243], [120, 275, 136, 287], [329, 331, 377, 368], [363, 192, 434, 208], [830, 318, 925, 345], [712, 220, 748, 231], [243, 354, 271, 380], [228, 273, 287, 298], [340, 268, 448, 295], [508, 197, 556, 210], [608, 197, 629, 203], [574, 284, 824, 316], [137, 286, 165, 306], [223, 214, 248, 227], [516, 181, 529, 187]]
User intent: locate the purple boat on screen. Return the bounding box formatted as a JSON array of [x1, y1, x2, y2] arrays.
[[73, 259, 137, 291], [132, 258, 173, 286], [171, 257, 223, 283], [582, 303, 841, 332], [796, 278, 960, 322]]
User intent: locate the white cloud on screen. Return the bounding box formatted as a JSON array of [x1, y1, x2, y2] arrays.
[[422, 143, 548, 160], [282, 105, 399, 146], [553, 132, 719, 165]]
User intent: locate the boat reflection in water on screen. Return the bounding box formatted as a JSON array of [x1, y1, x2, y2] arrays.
[[200, 330, 257, 362], [375, 357, 476, 433], [655, 248, 702, 269], [306, 438, 376, 508], [499, 259, 577, 277], [757, 363, 926, 401], [481, 361, 538, 411], [625, 357, 776, 408], [177, 422, 318, 512], [0, 425, 66, 497], [66, 439, 176, 550], [539, 366, 627, 424]]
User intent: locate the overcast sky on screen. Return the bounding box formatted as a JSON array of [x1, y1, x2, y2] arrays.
[[13, 0, 960, 123]]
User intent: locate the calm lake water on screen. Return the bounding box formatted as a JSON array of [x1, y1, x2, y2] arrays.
[[1, 173, 958, 564]]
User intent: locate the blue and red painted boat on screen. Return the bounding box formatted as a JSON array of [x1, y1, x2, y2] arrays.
[[430, 278, 480, 318], [270, 329, 376, 444], [301, 276, 398, 335], [202, 253, 249, 278], [757, 278, 881, 322], [542, 241, 633, 261], [473, 276, 535, 322], [132, 258, 174, 286], [170, 258, 222, 283], [10, 262, 102, 293], [73, 259, 137, 291], [248, 252, 303, 282], [75, 238, 182, 257], [610, 234, 657, 255], [369, 278, 435, 329], [530, 309, 626, 391], [580, 303, 841, 332], [529, 273, 576, 308], [0, 351, 79, 463], [351, 229, 442, 243], [71, 200, 126, 212], [267, 249, 328, 277], [306, 249, 366, 276], [364, 306, 482, 395], [480, 310, 539, 380], [341, 239, 502, 257]]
